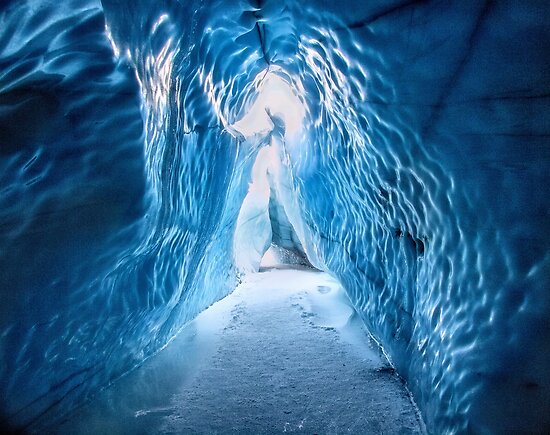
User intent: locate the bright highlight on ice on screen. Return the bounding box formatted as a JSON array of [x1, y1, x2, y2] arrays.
[[230, 70, 305, 139]]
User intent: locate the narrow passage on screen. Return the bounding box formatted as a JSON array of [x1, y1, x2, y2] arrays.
[[57, 268, 424, 434]]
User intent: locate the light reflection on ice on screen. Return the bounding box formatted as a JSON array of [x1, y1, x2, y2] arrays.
[[229, 69, 305, 139]]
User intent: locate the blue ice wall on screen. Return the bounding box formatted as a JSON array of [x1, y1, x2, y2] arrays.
[[1, 0, 549, 433], [0, 0, 251, 430], [265, 2, 550, 433]]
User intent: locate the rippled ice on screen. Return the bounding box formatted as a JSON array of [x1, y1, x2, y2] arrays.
[[0, 0, 549, 433]]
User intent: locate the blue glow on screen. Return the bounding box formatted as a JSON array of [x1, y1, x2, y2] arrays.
[[0, 0, 549, 433]]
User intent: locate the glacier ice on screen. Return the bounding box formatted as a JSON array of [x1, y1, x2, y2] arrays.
[[233, 145, 273, 273], [1, 0, 549, 433]]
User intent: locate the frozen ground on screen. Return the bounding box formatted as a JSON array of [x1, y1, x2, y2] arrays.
[[56, 269, 425, 434]]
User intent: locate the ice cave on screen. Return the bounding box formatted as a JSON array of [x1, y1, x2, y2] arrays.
[[0, 0, 549, 433]]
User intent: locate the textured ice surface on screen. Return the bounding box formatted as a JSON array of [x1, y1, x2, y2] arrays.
[[1, 0, 549, 433]]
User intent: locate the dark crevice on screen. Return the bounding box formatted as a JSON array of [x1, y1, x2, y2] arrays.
[[252, 0, 270, 66], [421, 0, 493, 139], [394, 227, 426, 257], [19, 366, 104, 431], [337, 0, 428, 31], [7, 366, 94, 420]]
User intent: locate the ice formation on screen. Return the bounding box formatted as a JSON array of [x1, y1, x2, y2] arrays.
[[0, 0, 549, 433]]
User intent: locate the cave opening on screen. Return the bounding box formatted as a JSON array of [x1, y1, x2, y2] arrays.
[[231, 68, 313, 273], [1, 1, 548, 433]]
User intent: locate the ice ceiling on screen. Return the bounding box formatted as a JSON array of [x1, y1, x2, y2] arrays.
[[0, 0, 549, 433]]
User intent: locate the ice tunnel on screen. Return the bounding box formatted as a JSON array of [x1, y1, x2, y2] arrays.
[[1, 0, 549, 433]]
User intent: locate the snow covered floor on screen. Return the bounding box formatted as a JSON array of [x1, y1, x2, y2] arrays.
[[56, 269, 425, 434]]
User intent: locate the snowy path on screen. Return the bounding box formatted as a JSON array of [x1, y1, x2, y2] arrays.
[[56, 269, 424, 434]]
